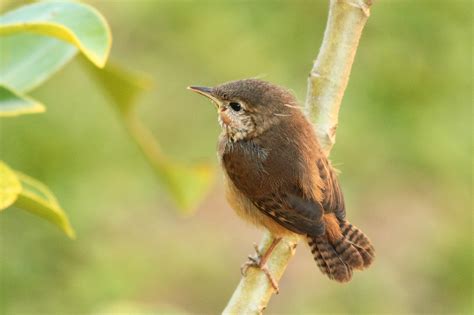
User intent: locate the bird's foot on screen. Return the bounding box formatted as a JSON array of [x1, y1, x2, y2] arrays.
[[240, 243, 280, 293], [240, 243, 261, 275]]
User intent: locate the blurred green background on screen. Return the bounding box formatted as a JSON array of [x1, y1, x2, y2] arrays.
[[0, 0, 472, 314]]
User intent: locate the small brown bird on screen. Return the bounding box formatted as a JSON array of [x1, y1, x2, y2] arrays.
[[188, 79, 374, 289]]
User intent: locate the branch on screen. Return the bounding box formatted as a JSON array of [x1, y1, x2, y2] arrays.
[[306, 0, 372, 154], [223, 0, 373, 313]]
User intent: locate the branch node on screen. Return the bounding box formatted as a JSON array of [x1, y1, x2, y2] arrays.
[[347, 0, 372, 17], [330, 124, 338, 138]]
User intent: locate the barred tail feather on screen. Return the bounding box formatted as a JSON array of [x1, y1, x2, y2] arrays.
[[339, 220, 375, 268], [308, 235, 353, 282], [308, 220, 375, 282]]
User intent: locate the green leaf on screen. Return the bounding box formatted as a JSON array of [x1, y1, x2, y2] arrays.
[[80, 57, 153, 114], [158, 161, 214, 213], [0, 85, 45, 117], [0, 161, 22, 210], [123, 115, 214, 213], [82, 59, 214, 212], [1, 161, 74, 237], [0, 33, 77, 92], [12, 171, 75, 239], [0, 1, 111, 68]]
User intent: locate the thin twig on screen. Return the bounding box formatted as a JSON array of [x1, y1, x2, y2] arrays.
[[223, 0, 373, 313]]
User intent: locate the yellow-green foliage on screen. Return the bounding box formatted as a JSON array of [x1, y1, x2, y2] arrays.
[[0, 0, 113, 237], [1, 1, 212, 239]]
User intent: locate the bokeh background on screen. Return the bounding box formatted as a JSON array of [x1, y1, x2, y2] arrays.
[[1, 0, 472, 314]]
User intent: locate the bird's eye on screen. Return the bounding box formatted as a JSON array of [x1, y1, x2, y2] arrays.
[[229, 102, 242, 112]]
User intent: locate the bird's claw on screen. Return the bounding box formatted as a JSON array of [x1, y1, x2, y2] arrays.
[[239, 243, 280, 293], [240, 255, 259, 276]]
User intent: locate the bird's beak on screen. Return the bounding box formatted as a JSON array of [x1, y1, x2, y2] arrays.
[[187, 86, 220, 108]]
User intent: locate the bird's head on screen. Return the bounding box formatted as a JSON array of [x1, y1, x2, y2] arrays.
[[188, 79, 299, 142]]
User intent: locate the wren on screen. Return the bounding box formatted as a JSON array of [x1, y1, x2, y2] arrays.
[[188, 79, 374, 290]]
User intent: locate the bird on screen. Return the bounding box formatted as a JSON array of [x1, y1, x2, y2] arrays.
[[188, 79, 374, 291]]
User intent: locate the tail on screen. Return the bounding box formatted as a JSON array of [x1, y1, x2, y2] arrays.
[[307, 214, 375, 282]]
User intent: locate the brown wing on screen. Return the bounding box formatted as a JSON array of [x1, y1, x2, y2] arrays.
[[317, 157, 345, 220], [252, 185, 326, 237]]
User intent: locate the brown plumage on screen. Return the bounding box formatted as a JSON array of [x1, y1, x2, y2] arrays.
[[188, 79, 374, 283]]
